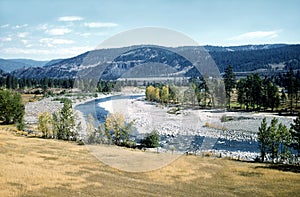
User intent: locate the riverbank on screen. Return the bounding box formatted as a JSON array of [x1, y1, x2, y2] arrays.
[[24, 92, 296, 161], [93, 95, 296, 160]]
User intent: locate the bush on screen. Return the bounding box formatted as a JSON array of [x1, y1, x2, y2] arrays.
[[0, 90, 25, 128], [221, 115, 234, 122], [141, 130, 160, 148], [105, 113, 134, 146]]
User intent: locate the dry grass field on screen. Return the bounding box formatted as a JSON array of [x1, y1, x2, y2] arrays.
[[1, 126, 300, 197]]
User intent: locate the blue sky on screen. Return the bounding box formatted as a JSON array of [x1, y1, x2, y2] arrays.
[[0, 0, 299, 60]]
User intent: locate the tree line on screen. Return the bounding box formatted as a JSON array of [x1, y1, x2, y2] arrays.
[[0, 75, 75, 90], [39, 108, 160, 148], [224, 65, 300, 112], [145, 77, 225, 108], [84, 113, 159, 148], [144, 65, 299, 113], [258, 115, 300, 163], [212, 45, 300, 73], [38, 99, 80, 141]]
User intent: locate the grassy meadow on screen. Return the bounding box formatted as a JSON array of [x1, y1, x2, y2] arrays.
[[0, 126, 299, 197]]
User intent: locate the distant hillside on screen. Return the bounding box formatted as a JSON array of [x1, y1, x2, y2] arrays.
[[0, 58, 48, 73], [10, 59, 48, 67], [11, 44, 300, 79], [44, 59, 64, 67]]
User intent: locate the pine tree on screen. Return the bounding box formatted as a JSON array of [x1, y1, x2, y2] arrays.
[[286, 69, 295, 113], [257, 118, 269, 162], [291, 114, 300, 155], [268, 118, 280, 163], [141, 130, 160, 148], [224, 65, 236, 109]]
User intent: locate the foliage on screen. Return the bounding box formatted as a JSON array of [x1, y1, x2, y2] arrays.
[[0, 90, 25, 129], [38, 112, 52, 138], [52, 97, 73, 103], [223, 65, 236, 109], [0, 75, 75, 90], [257, 117, 294, 163], [291, 114, 300, 154], [52, 99, 79, 141], [161, 85, 169, 103], [104, 112, 134, 146], [85, 114, 106, 144], [97, 80, 116, 93], [258, 118, 269, 162], [145, 85, 155, 101], [141, 130, 160, 148], [220, 115, 234, 122], [237, 74, 279, 110]]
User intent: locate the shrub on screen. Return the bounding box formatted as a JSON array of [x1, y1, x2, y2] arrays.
[[141, 130, 160, 148], [0, 90, 25, 129], [221, 115, 234, 122]]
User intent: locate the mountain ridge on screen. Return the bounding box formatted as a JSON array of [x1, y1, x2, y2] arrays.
[[7, 44, 300, 79]]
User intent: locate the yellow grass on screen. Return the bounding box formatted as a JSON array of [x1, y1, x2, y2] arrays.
[[21, 94, 43, 104], [0, 126, 299, 196]]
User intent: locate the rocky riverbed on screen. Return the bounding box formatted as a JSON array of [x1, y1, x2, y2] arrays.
[[25, 94, 296, 161], [96, 95, 296, 160]]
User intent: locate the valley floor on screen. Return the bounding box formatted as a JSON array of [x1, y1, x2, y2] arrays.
[[1, 127, 299, 196]]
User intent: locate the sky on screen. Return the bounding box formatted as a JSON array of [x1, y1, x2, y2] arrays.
[[0, 0, 299, 60]]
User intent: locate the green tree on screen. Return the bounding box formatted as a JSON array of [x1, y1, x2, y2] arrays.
[[52, 99, 78, 141], [250, 74, 263, 109], [278, 123, 292, 161], [268, 118, 281, 163], [257, 118, 269, 162], [0, 90, 25, 129], [280, 89, 287, 104], [264, 80, 280, 111], [224, 65, 236, 109], [236, 78, 247, 109], [141, 130, 160, 148], [291, 114, 300, 155], [286, 69, 295, 113]]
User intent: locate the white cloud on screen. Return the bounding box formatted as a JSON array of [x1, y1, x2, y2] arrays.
[[13, 24, 28, 29], [37, 24, 49, 31], [84, 22, 118, 28], [79, 32, 91, 37], [1, 24, 9, 28], [39, 38, 74, 46], [46, 28, 72, 35], [1, 46, 93, 60], [18, 32, 29, 38], [0, 37, 12, 42], [21, 39, 29, 44], [229, 30, 279, 41], [58, 16, 83, 22]]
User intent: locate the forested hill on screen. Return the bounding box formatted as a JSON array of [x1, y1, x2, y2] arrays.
[[10, 44, 300, 79], [209, 44, 300, 73]]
